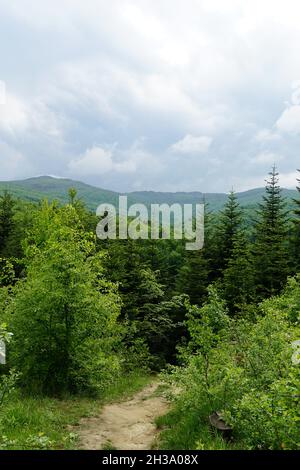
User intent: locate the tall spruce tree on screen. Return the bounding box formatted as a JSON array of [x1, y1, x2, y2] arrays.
[[216, 190, 243, 274], [0, 191, 15, 256], [292, 169, 300, 272], [175, 248, 209, 306], [176, 205, 212, 306], [253, 166, 289, 299], [222, 232, 255, 314]]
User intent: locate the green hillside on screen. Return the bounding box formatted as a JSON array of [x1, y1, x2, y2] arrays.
[[0, 176, 298, 212]]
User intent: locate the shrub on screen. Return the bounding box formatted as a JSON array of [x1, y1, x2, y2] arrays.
[[162, 277, 300, 449], [6, 203, 123, 396]]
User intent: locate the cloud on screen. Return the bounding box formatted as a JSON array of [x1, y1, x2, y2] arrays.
[[276, 83, 300, 135], [251, 151, 283, 165], [68, 141, 163, 179], [254, 129, 281, 142], [0, 0, 300, 191], [169, 135, 212, 155], [291, 81, 300, 104], [279, 171, 299, 188], [69, 146, 115, 176], [0, 140, 32, 179], [276, 105, 300, 135], [0, 80, 5, 105], [0, 92, 28, 134]]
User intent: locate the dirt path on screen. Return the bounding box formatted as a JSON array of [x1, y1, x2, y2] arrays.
[[77, 381, 169, 450]]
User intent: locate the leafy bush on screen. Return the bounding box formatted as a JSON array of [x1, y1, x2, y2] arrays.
[[0, 324, 18, 408], [5, 203, 123, 396], [161, 277, 300, 450]]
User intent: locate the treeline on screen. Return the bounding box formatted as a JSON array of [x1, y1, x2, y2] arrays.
[[0, 166, 299, 400], [177, 167, 299, 306]]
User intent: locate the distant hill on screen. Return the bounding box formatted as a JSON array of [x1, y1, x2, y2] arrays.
[[0, 176, 298, 213], [0, 176, 119, 208]]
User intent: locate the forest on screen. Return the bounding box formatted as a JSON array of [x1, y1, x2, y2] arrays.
[[0, 166, 299, 450]]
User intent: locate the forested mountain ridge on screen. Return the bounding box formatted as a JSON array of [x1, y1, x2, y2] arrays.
[[0, 175, 297, 212]]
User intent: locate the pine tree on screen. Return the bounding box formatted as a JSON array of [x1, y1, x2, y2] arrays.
[[215, 190, 243, 273], [176, 205, 211, 306], [296, 169, 300, 202], [0, 191, 15, 256], [253, 166, 289, 299], [292, 169, 300, 272], [222, 232, 256, 314], [176, 249, 209, 306], [290, 170, 300, 273], [107, 237, 143, 319]]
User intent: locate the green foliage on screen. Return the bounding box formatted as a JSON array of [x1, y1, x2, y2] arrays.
[[215, 191, 243, 272], [138, 291, 188, 369], [185, 286, 230, 355], [7, 202, 123, 395], [0, 367, 18, 407], [0, 191, 15, 257], [0, 394, 89, 450], [0, 258, 15, 287], [0, 371, 149, 449], [0, 324, 18, 408], [0, 166, 299, 450], [156, 399, 235, 450], [103, 236, 187, 369], [253, 167, 289, 299], [160, 277, 300, 450], [222, 234, 256, 314], [176, 243, 209, 306], [291, 169, 300, 272]]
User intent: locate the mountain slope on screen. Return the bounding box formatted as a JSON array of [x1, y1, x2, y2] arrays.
[[0, 176, 298, 212]]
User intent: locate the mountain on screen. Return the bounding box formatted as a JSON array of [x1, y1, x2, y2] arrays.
[[0, 176, 298, 213], [0, 176, 120, 208]]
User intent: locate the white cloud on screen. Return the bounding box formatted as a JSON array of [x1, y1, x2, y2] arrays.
[[68, 141, 163, 178], [276, 105, 300, 134], [279, 171, 299, 188], [170, 135, 212, 155], [0, 92, 28, 134], [0, 140, 32, 179], [251, 151, 283, 165], [275, 83, 300, 135], [69, 147, 117, 176], [291, 83, 300, 105], [0, 80, 5, 105], [255, 129, 280, 142]]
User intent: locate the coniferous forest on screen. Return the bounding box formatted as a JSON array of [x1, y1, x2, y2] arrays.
[[0, 166, 299, 450]]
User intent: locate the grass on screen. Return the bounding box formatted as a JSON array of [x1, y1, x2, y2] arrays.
[[0, 372, 151, 450], [156, 401, 238, 450], [102, 441, 117, 450], [101, 372, 151, 403]]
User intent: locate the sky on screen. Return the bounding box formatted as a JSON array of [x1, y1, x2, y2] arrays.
[[0, 0, 300, 193]]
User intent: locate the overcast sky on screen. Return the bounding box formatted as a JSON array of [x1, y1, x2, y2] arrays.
[[0, 0, 300, 193]]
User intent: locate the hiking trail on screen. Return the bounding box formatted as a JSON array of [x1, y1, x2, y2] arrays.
[[76, 381, 169, 450]]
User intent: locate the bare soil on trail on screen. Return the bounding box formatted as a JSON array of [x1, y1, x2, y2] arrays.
[[77, 381, 169, 450]]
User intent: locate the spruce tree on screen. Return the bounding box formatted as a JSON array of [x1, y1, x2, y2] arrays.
[[222, 232, 255, 314], [0, 191, 15, 256], [176, 249, 209, 306], [292, 169, 300, 272], [176, 205, 211, 306], [253, 166, 289, 299], [216, 190, 243, 273]]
